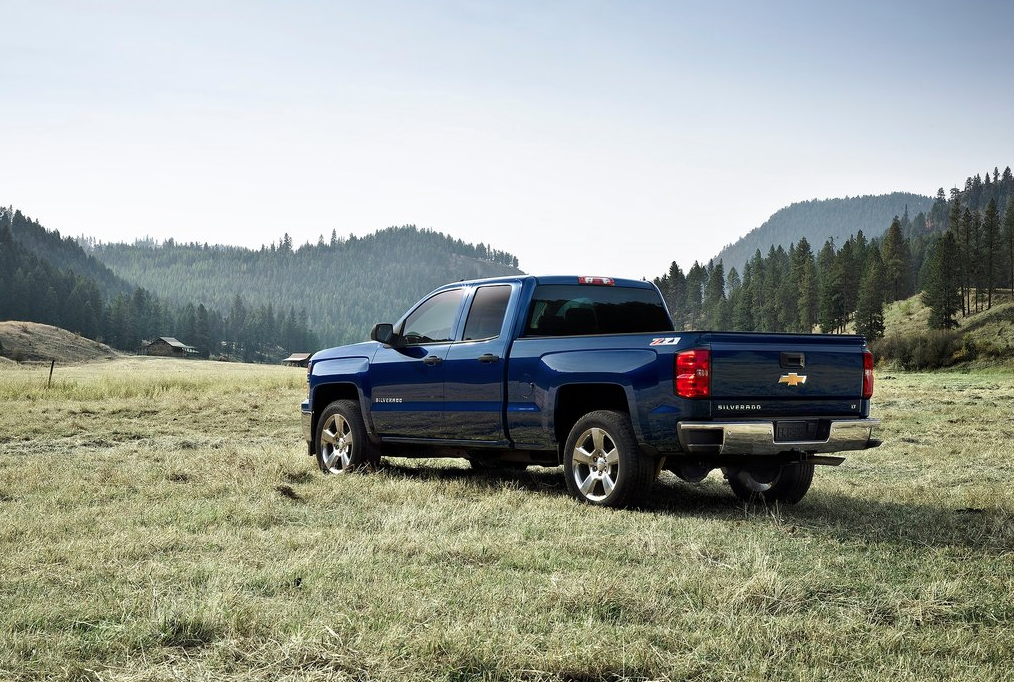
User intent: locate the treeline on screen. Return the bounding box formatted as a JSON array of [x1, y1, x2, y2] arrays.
[[89, 225, 522, 346], [714, 192, 934, 275], [102, 288, 318, 363], [0, 208, 317, 362], [654, 229, 905, 340], [656, 166, 1014, 340]]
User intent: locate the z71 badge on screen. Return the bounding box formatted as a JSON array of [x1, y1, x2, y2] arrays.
[[649, 337, 681, 346]]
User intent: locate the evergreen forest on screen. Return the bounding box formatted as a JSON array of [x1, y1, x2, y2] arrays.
[[87, 226, 521, 348], [0, 209, 520, 362], [656, 166, 1014, 352]]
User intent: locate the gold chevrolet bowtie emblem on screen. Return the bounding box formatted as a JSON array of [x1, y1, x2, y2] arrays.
[[778, 373, 808, 387]]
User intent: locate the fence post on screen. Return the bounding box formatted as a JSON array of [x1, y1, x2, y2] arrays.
[[48, 360, 55, 388]]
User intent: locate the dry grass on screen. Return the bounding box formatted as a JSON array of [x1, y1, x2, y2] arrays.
[[0, 321, 120, 364], [1, 358, 1012, 681]]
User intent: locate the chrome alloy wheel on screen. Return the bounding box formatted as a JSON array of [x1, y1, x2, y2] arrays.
[[319, 412, 354, 474], [570, 427, 620, 502]]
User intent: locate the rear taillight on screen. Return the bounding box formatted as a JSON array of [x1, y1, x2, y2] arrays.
[[676, 349, 710, 399], [578, 276, 615, 286], [862, 350, 874, 399]]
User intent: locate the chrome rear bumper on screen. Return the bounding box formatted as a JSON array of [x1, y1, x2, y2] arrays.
[[677, 419, 881, 456]]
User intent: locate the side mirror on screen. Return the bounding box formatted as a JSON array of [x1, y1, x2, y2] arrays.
[[370, 323, 402, 347]]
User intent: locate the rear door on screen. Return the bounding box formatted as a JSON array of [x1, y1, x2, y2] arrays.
[[440, 284, 515, 442]]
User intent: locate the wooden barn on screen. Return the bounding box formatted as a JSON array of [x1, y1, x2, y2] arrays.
[[281, 352, 311, 367], [142, 337, 199, 358]]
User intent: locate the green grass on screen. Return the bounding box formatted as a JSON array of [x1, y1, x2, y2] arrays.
[[1, 358, 1013, 681]]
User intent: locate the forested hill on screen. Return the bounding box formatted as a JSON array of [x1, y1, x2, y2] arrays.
[[90, 226, 523, 347], [3, 207, 132, 299], [714, 193, 933, 274]]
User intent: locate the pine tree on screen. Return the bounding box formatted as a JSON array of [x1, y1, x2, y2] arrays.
[[1004, 201, 1014, 291], [654, 261, 686, 329], [792, 237, 818, 332], [748, 249, 766, 330], [929, 188, 948, 231], [880, 217, 909, 303], [196, 304, 211, 357], [732, 261, 755, 331], [948, 195, 968, 315], [703, 260, 727, 328], [968, 209, 983, 313], [982, 198, 1000, 308], [760, 246, 783, 331], [683, 262, 706, 330], [817, 239, 843, 333], [923, 232, 961, 329], [854, 250, 885, 340]]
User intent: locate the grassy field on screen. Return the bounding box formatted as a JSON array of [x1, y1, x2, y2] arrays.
[[1, 357, 1012, 681]]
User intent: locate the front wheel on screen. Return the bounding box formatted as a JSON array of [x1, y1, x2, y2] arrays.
[[563, 410, 656, 508], [726, 462, 814, 504], [315, 399, 379, 474]]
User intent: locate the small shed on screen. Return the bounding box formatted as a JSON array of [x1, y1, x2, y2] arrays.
[[142, 337, 199, 358], [282, 352, 311, 367]]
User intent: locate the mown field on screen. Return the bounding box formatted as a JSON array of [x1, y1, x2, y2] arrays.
[[1, 357, 1012, 681]]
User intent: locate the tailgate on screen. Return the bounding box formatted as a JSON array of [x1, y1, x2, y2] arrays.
[[706, 333, 866, 418]]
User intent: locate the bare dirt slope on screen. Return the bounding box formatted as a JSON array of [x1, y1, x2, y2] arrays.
[[0, 321, 120, 363]]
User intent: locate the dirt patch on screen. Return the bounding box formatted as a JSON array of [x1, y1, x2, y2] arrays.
[[0, 321, 120, 364]]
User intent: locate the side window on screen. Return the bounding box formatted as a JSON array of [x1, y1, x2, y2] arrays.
[[462, 285, 512, 341], [400, 289, 464, 344]]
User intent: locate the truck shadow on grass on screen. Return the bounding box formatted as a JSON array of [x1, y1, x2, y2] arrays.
[[376, 461, 1012, 554]]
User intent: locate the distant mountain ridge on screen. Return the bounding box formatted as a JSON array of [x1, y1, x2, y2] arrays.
[[714, 192, 934, 274], [90, 225, 523, 347], [4, 207, 132, 299]]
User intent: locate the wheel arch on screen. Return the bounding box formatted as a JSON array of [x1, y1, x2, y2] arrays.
[[552, 383, 631, 463], [310, 382, 363, 448]]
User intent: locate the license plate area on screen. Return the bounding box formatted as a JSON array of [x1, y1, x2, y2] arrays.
[[775, 420, 819, 442]]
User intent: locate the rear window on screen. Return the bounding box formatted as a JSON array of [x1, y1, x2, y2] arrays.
[[524, 285, 673, 336]]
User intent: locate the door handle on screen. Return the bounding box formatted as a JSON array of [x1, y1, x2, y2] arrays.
[[423, 355, 443, 366], [477, 354, 500, 364]]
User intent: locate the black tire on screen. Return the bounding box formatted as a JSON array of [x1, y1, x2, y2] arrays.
[[315, 399, 379, 474], [726, 462, 814, 504], [563, 410, 656, 508]]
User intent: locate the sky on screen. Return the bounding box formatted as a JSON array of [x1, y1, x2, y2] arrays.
[[2, 0, 1013, 280]]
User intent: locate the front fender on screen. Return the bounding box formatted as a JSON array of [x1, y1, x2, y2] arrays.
[[309, 356, 372, 431]]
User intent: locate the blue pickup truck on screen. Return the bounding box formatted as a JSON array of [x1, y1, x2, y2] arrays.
[[300, 275, 880, 508]]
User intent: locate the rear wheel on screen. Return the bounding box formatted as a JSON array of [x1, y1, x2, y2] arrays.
[[315, 399, 379, 474], [563, 410, 656, 508], [726, 462, 814, 504]]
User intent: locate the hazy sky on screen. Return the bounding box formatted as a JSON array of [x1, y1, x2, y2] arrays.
[[3, 1, 1012, 279]]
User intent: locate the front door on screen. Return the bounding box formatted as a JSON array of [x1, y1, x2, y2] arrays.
[[369, 288, 464, 439]]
